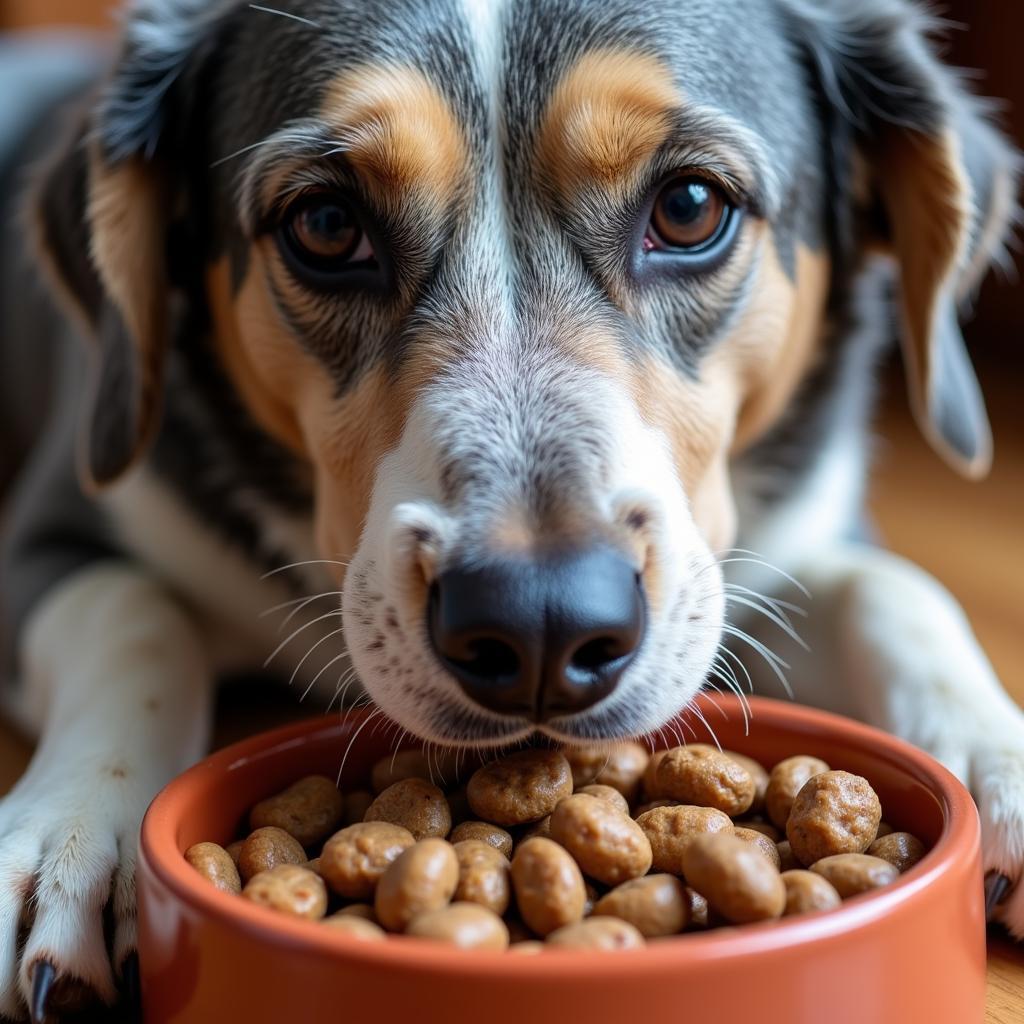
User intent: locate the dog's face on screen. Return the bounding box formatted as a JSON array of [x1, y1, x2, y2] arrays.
[[38, 0, 1015, 747]]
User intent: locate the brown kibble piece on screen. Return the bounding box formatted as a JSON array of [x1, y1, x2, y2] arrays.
[[733, 820, 780, 841], [733, 827, 783, 868], [656, 747, 755, 816], [364, 778, 452, 840], [453, 840, 511, 916], [776, 840, 799, 872], [449, 821, 514, 858], [764, 755, 830, 829], [343, 790, 374, 826], [875, 821, 894, 838], [633, 799, 676, 817], [786, 771, 882, 865], [724, 752, 769, 815], [549, 794, 652, 885], [375, 838, 459, 932], [681, 832, 786, 924], [333, 903, 377, 921], [509, 940, 545, 955], [636, 804, 732, 873], [511, 837, 586, 936], [684, 887, 709, 929], [407, 902, 510, 949], [242, 864, 327, 919], [225, 840, 244, 867], [811, 854, 900, 897], [546, 918, 645, 950], [577, 784, 631, 816], [319, 822, 416, 899], [305, 857, 321, 875], [468, 750, 573, 826], [238, 827, 306, 883], [371, 750, 432, 793], [867, 832, 926, 873], [322, 915, 387, 941], [781, 870, 842, 915], [593, 875, 689, 937], [641, 748, 677, 800], [185, 842, 241, 895], [590, 742, 650, 802], [249, 775, 344, 847]]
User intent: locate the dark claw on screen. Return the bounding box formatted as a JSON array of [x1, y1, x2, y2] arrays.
[[30, 961, 56, 1024], [985, 870, 1013, 919], [28, 959, 98, 1022]]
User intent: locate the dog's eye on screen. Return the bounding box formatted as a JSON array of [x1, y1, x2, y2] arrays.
[[277, 193, 375, 284], [646, 178, 731, 252]]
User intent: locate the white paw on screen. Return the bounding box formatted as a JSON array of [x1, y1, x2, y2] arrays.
[[971, 740, 1024, 938], [0, 769, 145, 1020]]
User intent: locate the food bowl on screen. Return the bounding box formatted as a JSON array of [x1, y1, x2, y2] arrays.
[[137, 695, 985, 1024]]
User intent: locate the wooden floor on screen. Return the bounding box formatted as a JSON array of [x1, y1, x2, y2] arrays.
[[0, 365, 1021, 1018]]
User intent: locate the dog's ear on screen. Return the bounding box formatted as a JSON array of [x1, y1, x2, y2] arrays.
[[786, 0, 1020, 478], [34, 2, 228, 489]]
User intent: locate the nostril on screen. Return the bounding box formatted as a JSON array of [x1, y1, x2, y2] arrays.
[[570, 637, 623, 671], [453, 637, 520, 682]]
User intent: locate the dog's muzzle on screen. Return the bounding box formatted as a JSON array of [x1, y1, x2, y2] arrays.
[[427, 546, 646, 721]]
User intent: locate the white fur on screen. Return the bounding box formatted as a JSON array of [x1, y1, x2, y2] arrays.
[[0, 565, 212, 1016], [342, 370, 726, 748]]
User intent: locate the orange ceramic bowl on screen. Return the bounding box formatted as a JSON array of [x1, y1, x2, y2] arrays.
[[137, 695, 985, 1024]]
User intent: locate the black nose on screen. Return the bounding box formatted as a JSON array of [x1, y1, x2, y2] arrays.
[[427, 548, 645, 720]]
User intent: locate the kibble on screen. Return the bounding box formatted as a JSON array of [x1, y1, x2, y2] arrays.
[[765, 755, 830, 829], [786, 771, 881, 865], [656, 747, 755, 816], [867, 831, 926, 873], [242, 864, 327, 919], [548, 794, 652, 886], [468, 750, 573, 826], [375, 838, 459, 932], [237, 827, 306, 883], [249, 775, 344, 847], [364, 778, 452, 841], [191, 740, 927, 953]]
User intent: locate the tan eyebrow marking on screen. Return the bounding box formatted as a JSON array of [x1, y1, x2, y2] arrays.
[[319, 65, 469, 203], [536, 48, 681, 198]]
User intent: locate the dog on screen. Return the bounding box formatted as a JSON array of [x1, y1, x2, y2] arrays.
[[0, 0, 1021, 1017]]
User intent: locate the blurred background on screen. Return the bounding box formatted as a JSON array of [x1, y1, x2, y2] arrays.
[[0, 0, 1021, 1013]]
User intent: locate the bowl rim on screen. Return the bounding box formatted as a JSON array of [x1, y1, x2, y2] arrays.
[[139, 695, 980, 978]]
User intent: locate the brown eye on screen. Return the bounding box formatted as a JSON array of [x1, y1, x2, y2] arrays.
[[649, 177, 729, 251], [287, 195, 361, 261]]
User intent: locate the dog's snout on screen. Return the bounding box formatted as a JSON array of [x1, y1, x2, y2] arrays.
[[427, 548, 645, 720]]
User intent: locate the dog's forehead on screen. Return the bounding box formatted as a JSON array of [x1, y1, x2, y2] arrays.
[[216, 0, 809, 183]]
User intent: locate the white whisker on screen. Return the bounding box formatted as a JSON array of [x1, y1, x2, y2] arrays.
[[299, 651, 350, 703], [725, 593, 810, 651], [262, 609, 343, 669], [262, 559, 350, 580], [248, 4, 321, 28], [286, 627, 346, 689]]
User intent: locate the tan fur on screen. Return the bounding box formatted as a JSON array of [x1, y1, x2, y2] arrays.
[[875, 130, 973, 458], [208, 251, 424, 568], [85, 154, 169, 477], [536, 49, 680, 199], [629, 240, 830, 553], [320, 65, 469, 206]]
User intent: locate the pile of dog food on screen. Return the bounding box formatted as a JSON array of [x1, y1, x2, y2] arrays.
[[185, 743, 927, 950]]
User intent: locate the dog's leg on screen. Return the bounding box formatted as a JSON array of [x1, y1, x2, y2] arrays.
[[769, 543, 1024, 938], [0, 564, 212, 1018]]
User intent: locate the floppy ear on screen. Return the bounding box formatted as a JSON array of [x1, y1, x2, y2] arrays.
[[33, 1, 228, 489], [786, 0, 1020, 478]]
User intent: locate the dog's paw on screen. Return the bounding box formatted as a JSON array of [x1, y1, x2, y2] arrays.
[[971, 740, 1024, 938], [0, 771, 142, 1021]]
